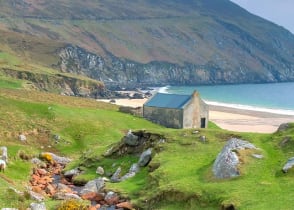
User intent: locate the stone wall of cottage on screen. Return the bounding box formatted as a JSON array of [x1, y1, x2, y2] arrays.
[[143, 106, 183, 128]]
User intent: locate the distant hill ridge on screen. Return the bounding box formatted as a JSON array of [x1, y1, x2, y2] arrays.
[[1, 0, 294, 89]]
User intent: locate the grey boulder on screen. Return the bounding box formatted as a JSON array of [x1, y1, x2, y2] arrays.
[[30, 202, 46, 210], [79, 178, 105, 196], [138, 148, 152, 167], [124, 130, 139, 146], [213, 138, 256, 179], [282, 157, 294, 173]]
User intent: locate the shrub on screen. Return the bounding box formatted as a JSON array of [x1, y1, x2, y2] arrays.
[[40, 152, 53, 164], [57, 199, 88, 210]]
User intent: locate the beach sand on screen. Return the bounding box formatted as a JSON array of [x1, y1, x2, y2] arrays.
[[98, 98, 294, 134]]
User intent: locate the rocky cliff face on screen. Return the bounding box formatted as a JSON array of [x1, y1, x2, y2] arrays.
[[1, 68, 112, 98], [58, 44, 294, 88], [1, 0, 294, 88]]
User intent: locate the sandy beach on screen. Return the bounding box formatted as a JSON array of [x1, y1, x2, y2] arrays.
[[98, 98, 294, 134]]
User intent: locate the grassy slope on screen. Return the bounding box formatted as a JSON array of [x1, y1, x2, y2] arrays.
[[0, 39, 105, 96], [108, 129, 294, 210], [1, 82, 294, 209], [0, 87, 161, 208], [1, 0, 293, 68]]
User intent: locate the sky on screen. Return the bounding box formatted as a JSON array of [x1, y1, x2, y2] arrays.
[[230, 0, 294, 34]]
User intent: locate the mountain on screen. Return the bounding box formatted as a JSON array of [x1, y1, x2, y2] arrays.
[[1, 0, 294, 90]]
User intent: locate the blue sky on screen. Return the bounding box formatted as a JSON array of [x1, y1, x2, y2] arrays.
[[230, 0, 294, 34]]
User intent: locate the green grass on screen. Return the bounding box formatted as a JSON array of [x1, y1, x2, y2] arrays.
[[102, 128, 294, 209], [0, 52, 20, 66], [0, 76, 23, 89], [0, 88, 294, 209], [0, 88, 161, 208]]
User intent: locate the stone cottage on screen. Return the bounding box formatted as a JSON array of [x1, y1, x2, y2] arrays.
[[143, 91, 209, 129]]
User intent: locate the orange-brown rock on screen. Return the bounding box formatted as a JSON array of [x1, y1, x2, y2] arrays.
[[42, 176, 53, 183], [38, 184, 46, 189], [45, 184, 56, 196], [82, 192, 104, 202], [32, 186, 43, 194], [31, 174, 40, 180], [37, 168, 47, 176], [81, 192, 96, 200], [60, 177, 71, 185], [56, 183, 73, 193], [37, 179, 47, 185], [105, 196, 119, 205], [117, 201, 133, 210]]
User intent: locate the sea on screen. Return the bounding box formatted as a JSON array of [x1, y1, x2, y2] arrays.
[[157, 82, 294, 116]]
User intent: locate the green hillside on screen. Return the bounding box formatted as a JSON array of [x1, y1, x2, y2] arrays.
[[1, 84, 294, 209], [0, 0, 294, 88]]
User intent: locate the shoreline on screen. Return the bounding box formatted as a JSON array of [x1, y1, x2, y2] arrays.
[[208, 104, 294, 133], [97, 98, 294, 134]]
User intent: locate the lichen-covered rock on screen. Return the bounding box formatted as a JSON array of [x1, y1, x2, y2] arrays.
[[40, 152, 71, 165], [28, 190, 45, 202], [31, 158, 42, 165], [64, 167, 81, 178], [124, 130, 139, 146], [96, 166, 104, 175], [30, 202, 46, 210], [53, 192, 81, 200], [56, 183, 72, 193], [138, 148, 152, 167], [80, 178, 105, 196], [120, 165, 137, 182], [120, 171, 136, 181], [213, 138, 256, 179], [105, 191, 119, 205], [129, 163, 140, 173], [110, 167, 122, 182], [277, 123, 290, 132], [282, 157, 294, 173]]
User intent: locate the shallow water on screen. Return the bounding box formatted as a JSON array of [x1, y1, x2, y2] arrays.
[[160, 82, 294, 115]]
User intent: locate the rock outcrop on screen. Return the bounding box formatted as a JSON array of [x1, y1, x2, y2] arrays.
[[138, 148, 152, 167], [124, 130, 140, 146], [282, 157, 294, 173], [102, 131, 163, 183], [80, 178, 105, 196], [40, 152, 71, 165], [213, 138, 256, 179], [1, 68, 111, 98], [104, 130, 164, 157], [30, 202, 46, 210], [277, 123, 291, 132]]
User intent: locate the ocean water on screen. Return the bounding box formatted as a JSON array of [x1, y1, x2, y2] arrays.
[[158, 82, 294, 115]]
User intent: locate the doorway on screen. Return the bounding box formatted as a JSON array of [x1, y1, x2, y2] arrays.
[[201, 118, 206, 128]]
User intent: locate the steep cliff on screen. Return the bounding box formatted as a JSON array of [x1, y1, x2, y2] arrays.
[[1, 68, 112, 98], [58, 44, 294, 88]]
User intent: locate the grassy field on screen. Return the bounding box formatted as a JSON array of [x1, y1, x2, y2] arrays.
[[0, 84, 294, 209]]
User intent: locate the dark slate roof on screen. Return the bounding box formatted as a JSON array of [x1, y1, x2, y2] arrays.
[[144, 93, 192, 109]]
